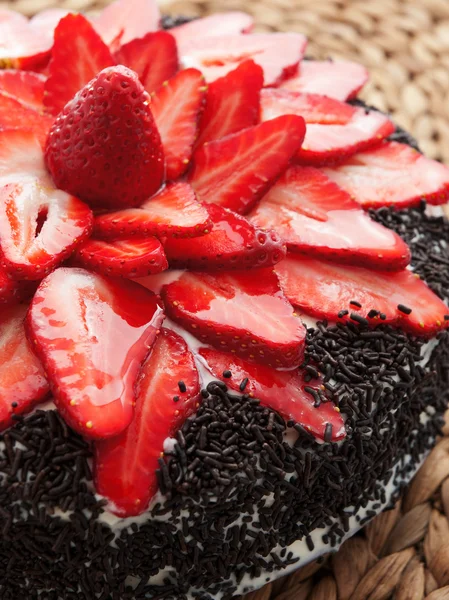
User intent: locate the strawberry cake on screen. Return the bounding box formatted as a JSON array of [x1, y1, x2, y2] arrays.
[[0, 1, 449, 599]]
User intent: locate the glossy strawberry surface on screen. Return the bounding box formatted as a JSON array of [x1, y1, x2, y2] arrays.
[[163, 203, 286, 270], [276, 255, 449, 337], [151, 68, 206, 180], [323, 142, 449, 208], [162, 269, 306, 368], [74, 237, 168, 278], [44, 14, 114, 116], [281, 59, 369, 100], [180, 32, 307, 85], [0, 69, 45, 111], [189, 115, 306, 214], [0, 92, 52, 148], [93, 0, 161, 49], [261, 89, 395, 165], [250, 166, 411, 270], [0, 304, 49, 430], [114, 31, 178, 94], [195, 60, 263, 147], [95, 328, 200, 516], [94, 182, 211, 240], [27, 268, 165, 439]]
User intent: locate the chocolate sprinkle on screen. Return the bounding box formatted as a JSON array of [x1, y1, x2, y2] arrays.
[[371, 202, 449, 302], [239, 378, 249, 392], [398, 304, 413, 315], [160, 14, 194, 29]]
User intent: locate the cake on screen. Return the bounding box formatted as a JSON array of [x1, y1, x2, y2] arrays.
[[0, 1, 449, 599]]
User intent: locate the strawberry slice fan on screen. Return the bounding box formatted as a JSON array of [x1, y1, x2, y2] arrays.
[[0, 0, 448, 549]]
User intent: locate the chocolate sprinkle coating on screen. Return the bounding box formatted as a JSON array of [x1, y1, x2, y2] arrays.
[[0, 327, 447, 599], [371, 202, 449, 302]]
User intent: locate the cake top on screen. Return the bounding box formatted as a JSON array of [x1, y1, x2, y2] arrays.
[[0, 0, 448, 518]]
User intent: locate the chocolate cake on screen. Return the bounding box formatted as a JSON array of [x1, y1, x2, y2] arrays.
[[0, 2, 448, 599]]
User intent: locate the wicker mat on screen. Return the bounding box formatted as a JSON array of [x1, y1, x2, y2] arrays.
[[2, 0, 449, 599]]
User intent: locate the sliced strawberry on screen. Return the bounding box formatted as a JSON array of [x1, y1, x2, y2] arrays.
[[0, 93, 53, 148], [114, 31, 178, 95], [0, 70, 45, 111], [0, 264, 34, 306], [249, 166, 411, 270], [0, 8, 28, 26], [0, 304, 49, 431], [0, 14, 52, 71], [262, 90, 355, 126], [73, 237, 168, 278], [44, 14, 115, 116], [322, 142, 449, 208], [0, 177, 93, 280], [27, 8, 72, 73], [29, 8, 72, 32], [163, 203, 286, 270], [0, 129, 46, 183], [94, 328, 199, 516], [161, 270, 305, 367], [299, 115, 395, 166], [94, 0, 160, 50], [45, 66, 165, 209], [0, 132, 88, 278], [195, 60, 263, 148], [94, 182, 211, 240], [151, 68, 206, 180], [260, 90, 395, 165], [199, 347, 345, 441], [189, 115, 306, 214], [171, 12, 254, 51], [275, 254, 449, 337], [0, 267, 21, 305], [180, 33, 307, 86], [281, 59, 369, 101], [27, 267, 165, 439]]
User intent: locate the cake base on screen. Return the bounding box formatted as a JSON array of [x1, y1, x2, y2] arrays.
[[241, 427, 449, 600]]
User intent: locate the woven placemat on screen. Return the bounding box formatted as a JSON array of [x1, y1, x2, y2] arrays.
[[2, 0, 449, 598], [2, 0, 449, 163]]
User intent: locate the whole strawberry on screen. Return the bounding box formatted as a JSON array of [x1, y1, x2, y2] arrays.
[[45, 65, 165, 209]]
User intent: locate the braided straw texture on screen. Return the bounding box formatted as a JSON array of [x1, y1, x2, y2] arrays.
[[2, 0, 449, 598], [1, 0, 449, 162]]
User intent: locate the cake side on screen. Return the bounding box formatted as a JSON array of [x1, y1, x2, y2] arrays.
[[0, 203, 448, 600]]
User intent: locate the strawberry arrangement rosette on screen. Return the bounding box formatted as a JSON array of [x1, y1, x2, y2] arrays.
[[0, 1, 449, 598]]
